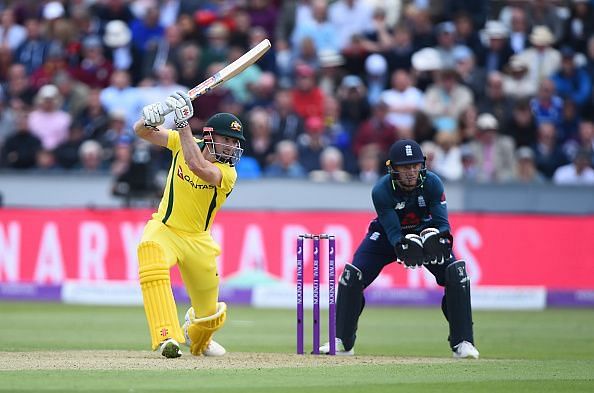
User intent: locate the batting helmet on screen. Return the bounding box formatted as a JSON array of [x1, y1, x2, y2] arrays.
[[203, 112, 245, 141]]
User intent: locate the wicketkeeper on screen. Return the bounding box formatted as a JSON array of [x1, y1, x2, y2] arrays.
[[320, 139, 479, 359], [134, 91, 245, 358]]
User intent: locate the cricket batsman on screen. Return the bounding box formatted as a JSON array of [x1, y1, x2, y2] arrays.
[[320, 139, 479, 359], [134, 91, 245, 358]]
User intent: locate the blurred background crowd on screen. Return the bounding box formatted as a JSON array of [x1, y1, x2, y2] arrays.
[[1, 0, 594, 201]]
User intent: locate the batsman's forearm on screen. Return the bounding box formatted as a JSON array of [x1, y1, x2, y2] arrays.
[[134, 120, 160, 139], [178, 128, 209, 173]]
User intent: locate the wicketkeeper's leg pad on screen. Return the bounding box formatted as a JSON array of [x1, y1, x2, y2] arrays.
[[138, 241, 185, 350], [186, 302, 227, 356], [445, 260, 474, 348]]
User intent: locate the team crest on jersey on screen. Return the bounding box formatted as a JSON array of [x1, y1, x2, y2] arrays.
[[230, 121, 242, 132], [418, 196, 426, 207]]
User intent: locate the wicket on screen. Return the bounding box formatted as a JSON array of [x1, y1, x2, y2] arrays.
[[296, 234, 336, 355]]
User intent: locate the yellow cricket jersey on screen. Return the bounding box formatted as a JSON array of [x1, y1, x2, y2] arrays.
[[152, 130, 237, 234]]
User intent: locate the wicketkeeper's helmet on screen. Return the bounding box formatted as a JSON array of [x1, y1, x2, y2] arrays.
[[385, 139, 427, 189]]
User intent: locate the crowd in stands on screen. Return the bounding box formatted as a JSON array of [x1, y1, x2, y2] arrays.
[[1, 0, 594, 198]]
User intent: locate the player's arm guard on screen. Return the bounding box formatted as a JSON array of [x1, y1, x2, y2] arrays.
[[421, 228, 453, 265], [395, 234, 424, 268], [186, 302, 227, 356]]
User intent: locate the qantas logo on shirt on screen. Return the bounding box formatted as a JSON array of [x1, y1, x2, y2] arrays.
[[177, 165, 214, 190]]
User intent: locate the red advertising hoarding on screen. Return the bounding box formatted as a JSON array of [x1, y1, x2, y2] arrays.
[[0, 209, 593, 289]]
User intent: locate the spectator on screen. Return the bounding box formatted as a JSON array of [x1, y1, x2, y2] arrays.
[[29, 42, 69, 90], [380, 69, 424, 134], [0, 8, 26, 52], [410, 47, 442, 92], [532, 121, 569, 179], [309, 146, 351, 182], [424, 68, 473, 133], [514, 146, 545, 184], [505, 99, 538, 148], [562, 0, 593, 54], [553, 148, 594, 185], [291, 0, 338, 56], [429, 131, 464, 181], [14, 17, 50, 75], [78, 139, 106, 172], [264, 140, 306, 178], [563, 118, 594, 165], [225, 45, 263, 105], [502, 55, 536, 100], [69, 35, 114, 89], [175, 42, 203, 90], [27, 84, 71, 151], [53, 71, 90, 120], [457, 104, 479, 144], [298, 115, 329, 173], [100, 70, 143, 130], [530, 79, 563, 126], [199, 22, 231, 74], [507, 6, 530, 54], [454, 45, 486, 101], [463, 113, 516, 182], [103, 19, 135, 75], [516, 26, 561, 95], [141, 24, 184, 81], [1, 110, 42, 169], [477, 20, 513, 73], [551, 46, 592, 110], [129, 5, 164, 55], [75, 88, 110, 140], [453, 11, 483, 55], [363, 53, 388, 106], [529, 0, 564, 43], [291, 63, 325, 119], [0, 93, 17, 151], [247, 0, 279, 40], [318, 49, 346, 97], [54, 124, 85, 169], [433, 21, 459, 69], [328, 0, 374, 51], [337, 75, 370, 134], [382, 24, 414, 72], [477, 71, 514, 127], [352, 99, 397, 158], [242, 108, 275, 171], [270, 88, 304, 143], [356, 143, 382, 183], [3, 63, 36, 107]]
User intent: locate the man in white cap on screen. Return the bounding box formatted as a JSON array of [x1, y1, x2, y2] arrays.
[[516, 25, 561, 94], [463, 113, 516, 182]]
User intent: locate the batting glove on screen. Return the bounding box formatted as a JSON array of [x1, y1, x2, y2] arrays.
[[166, 91, 194, 124], [142, 102, 169, 128]]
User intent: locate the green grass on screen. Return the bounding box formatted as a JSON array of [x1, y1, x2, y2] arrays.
[[0, 302, 593, 392]]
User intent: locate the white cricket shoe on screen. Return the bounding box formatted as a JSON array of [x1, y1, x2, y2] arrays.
[[203, 340, 226, 356], [182, 308, 226, 356], [452, 341, 479, 359], [319, 338, 354, 356], [159, 338, 182, 358]]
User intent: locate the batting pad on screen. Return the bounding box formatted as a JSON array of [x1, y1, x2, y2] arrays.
[[187, 302, 227, 356], [138, 241, 185, 350]]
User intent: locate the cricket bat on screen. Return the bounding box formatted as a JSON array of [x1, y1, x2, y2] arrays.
[[187, 39, 272, 100]]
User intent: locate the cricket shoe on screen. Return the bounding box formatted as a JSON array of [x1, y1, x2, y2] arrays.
[[182, 308, 226, 356], [159, 338, 182, 358], [319, 338, 354, 356], [452, 341, 479, 359], [203, 340, 226, 356]]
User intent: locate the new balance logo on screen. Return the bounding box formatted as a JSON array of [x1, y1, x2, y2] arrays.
[[395, 202, 405, 210], [369, 231, 380, 241]]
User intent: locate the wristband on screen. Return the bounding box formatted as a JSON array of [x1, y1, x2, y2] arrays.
[[175, 120, 190, 129]]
